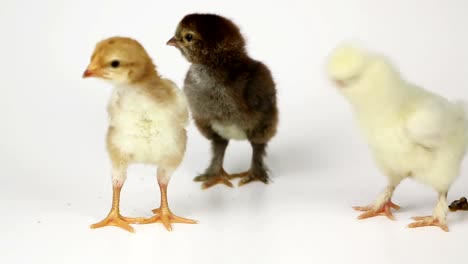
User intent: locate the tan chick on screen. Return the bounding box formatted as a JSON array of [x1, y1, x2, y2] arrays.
[[83, 37, 196, 232]]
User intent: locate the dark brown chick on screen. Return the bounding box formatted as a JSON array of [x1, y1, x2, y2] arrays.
[[168, 14, 278, 189]]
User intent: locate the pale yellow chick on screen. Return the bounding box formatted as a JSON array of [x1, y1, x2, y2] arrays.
[[83, 37, 196, 232], [327, 43, 468, 231]]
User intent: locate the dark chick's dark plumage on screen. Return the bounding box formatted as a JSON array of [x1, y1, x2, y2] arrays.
[[168, 14, 278, 189]]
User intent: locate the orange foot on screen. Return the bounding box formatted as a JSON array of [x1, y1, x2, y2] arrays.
[[128, 208, 197, 231], [353, 200, 401, 220], [194, 169, 234, 189], [408, 216, 449, 232], [90, 212, 135, 233], [228, 171, 269, 187]]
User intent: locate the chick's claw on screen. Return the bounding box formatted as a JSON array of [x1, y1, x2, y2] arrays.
[[238, 174, 270, 187], [228, 170, 270, 187], [90, 213, 135, 233], [408, 216, 449, 232], [133, 210, 197, 231], [195, 168, 270, 188], [353, 200, 400, 220], [201, 177, 233, 189], [194, 170, 234, 189]]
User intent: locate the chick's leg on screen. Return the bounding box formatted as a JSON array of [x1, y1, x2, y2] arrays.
[[353, 184, 401, 220], [408, 192, 449, 232], [229, 142, 270, 187], [90, 166, 135, 233], [194, 137, 234, 189], [131, 167, 197, 231]]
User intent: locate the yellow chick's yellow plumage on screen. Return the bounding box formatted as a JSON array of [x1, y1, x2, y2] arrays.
[[83, 37, 196, 232], [327, 43, 468, 231]]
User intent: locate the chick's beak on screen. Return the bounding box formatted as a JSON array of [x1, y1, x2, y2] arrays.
[[166, 37, 179, 47], [82, 64, 103, 78], [334, 79, 346, 88], [82, 69, 95, 78]]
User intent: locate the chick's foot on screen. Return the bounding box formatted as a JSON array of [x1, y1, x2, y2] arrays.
[[353, 200, 401, 220], [408, 216, 449, 232], [90, 211, 135, 233], [194, 169, 234, 189], [130, 208, 197, 231], [228, 170, 270, 187]]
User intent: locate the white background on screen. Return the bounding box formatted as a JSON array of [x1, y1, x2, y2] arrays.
[[1, 0, 468, 263]]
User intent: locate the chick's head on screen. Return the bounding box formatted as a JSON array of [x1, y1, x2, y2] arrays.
[[327, 43, 401, 98], [327, 44, 370, 87], [167, 14, 246, 64], [83, 37, 156, 84]]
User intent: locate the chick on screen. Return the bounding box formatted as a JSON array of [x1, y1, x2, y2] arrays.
[[83, 37, 196, 232], [327, 43, 468, 231], [167, 14, 278, 189]]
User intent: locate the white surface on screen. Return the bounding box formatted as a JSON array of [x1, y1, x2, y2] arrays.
[[1, 0, 468, 263]]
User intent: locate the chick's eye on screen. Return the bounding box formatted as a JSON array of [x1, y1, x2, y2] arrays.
[[110, 60, 120, 68], [185, 34, 193, 42]]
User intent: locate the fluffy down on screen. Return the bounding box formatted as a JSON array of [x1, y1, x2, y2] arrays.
[[108, 80, 188, 167]]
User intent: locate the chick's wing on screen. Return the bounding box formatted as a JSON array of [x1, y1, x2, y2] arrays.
[[242, 62, 276, 114], [405, 95, 460, 148]]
